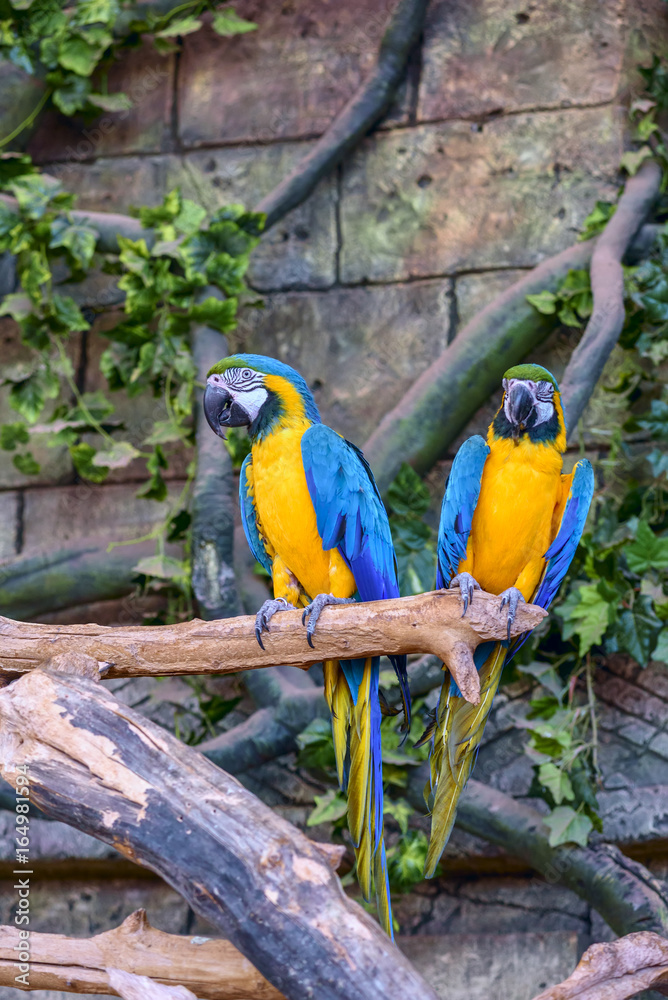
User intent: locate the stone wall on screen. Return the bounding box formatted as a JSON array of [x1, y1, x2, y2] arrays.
[[1, 2, 668, 998]]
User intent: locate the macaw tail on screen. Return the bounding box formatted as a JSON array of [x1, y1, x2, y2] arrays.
[[421, 641, 507, 878], [323, 657, 392, 938]]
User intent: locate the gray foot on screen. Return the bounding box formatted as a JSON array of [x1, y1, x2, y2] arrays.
[[450, 572, 481, 617], [255, 598, 290, 650], [499, 587, 526, 643], [301, 593, 355, 649]]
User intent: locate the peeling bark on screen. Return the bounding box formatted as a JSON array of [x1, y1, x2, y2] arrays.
[[531, 931, 668, 1000], [0, 909, 283, 998], [0, 669, 438, 1000]]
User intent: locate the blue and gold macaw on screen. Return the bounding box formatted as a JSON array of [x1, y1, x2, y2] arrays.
[[421, 363, 594, 876], [203, 353, 410, 937]]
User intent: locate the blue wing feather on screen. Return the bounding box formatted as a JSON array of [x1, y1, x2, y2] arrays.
[[301, 424, 410, 726], [437, 436, 490, 589], [533, 459, 595, 610], [239, 453, 272, 576]]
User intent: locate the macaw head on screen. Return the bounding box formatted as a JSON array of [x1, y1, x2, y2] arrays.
[[494, 363, 566, 447], [204, 353, 321, 443]]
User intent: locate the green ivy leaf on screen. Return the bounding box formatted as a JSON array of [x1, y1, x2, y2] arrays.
[[133, 555, 189, 584], [211, 8, 257, 35], [189, 296, 238, 333], [538, 762, 574, 805], [52, 294, 90, 332], [57, 34, 108, 75], [577, 200, 616, 241], [526, 290, 558, 314], [556, 583, 616, 655], [156, 15, 202, 37], [87, 91, 132, 112], [296, 718, 336, 774], [388, 463, 430, 517], [387, 829, 429, 891], [8, 174, 62, 220], [383, 797, 413, 835], [607, 595, 663, 667], [49, 220, 98, 270], [51, 73, 92, 115], [306, 789, 348, 827], [69, 442, 109, 483], [0, 422, 29, 450], [620, 146, 653, 176], [92, 440, 141, 469], [0, 292, 32, 320], [9, 370, 59, 423], [544, 806, 593, 848], [625, 521, 668, 574], [654, 627, 668, 665], [12, 451, 40, 474]]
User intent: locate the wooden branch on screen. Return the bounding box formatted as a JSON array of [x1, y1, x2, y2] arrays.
[[0, 909, 283, 998], [190, 304, 240, 622], [0, 668, 438, 1000], [0, 590, 546, 703], [531, 931, 668, 1000], [362, 223, 658, 493], [108, 972, 196, 1000], [560, 158, 663, 433], [254, 0, 428, 229]]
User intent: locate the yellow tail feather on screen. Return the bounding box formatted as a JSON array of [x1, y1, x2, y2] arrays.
[[424, 644, 507, 878], [324, 658, 393, 938]]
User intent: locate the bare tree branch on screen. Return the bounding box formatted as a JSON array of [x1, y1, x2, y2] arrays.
[[254, 0, 427, 228], [531, 931, 668, 1000], [0, 590, 546, 698], [0, 667, 438, 1000], [561, 158, 663, 433], [0, 909, 284, 999]]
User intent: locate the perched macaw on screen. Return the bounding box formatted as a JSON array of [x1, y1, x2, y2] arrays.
[[203, 353, 410, 937], [421, 363, 594, 877]]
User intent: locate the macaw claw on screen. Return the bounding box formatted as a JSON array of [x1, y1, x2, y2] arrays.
[[254, 597, 290, 650], [301, 593, 355, 648], [499, 587, 526, 643], [450, 572, 481, 617]]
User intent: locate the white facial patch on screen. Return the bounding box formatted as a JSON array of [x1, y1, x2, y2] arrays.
[[208, 367, 269, 423], [502, 377, 555, 427]]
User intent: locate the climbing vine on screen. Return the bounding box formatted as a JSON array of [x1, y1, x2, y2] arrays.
[[0, 0, 255, 144], [0, 165, 263, 603]]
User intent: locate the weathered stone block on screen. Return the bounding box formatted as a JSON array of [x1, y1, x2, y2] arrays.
[[166, 145, 338, 289], [399, 931, 580, 999], [21, 482, 176, 553], [177, 1, 408, 148], [339, 108, 623, 283], [47, 155, 173, 212], [48, 145, 337, 290], [418, 0, 623, 122], [28, 41, 175, 164], [0, 492, 18, 560], [237, 279, 453, 444]]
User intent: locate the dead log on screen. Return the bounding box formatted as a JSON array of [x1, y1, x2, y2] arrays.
[[531, 931, 668, 1000], [0, 909, 283, 998], [0, 668, 438, 1000], [0, 590, 546, 705]]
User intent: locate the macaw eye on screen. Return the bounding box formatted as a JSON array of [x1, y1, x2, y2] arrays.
[[240, 369, 254, 380], [536, 380, 554, 399]]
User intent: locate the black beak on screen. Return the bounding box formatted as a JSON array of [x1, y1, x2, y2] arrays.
[[506, 383, 535, 429], [203, 383, 250, 438]]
